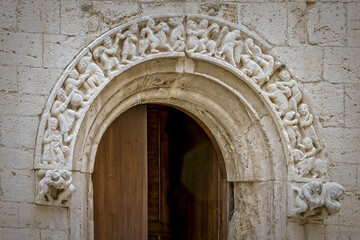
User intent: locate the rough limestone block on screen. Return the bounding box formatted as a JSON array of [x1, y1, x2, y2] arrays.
[[0, 202, 18, 228], [17, 0, 60, 34], [40, 229, 68, 240], [324, 48, 360, 84], [18, 67, 62, 96], [348, 3, 360, 47], [0, 65, 17, 92], [345, 84, 360, 128], [0, 93, 45, 115], [358, 164, 360, 187], [306, 2, 346, 46], [238, 3, 287, 45], [337, 191, 360, 227], [0, 148, 34, 170], [0, 32, 42, 67], [0, 0, 16, 31], [305, 224, 325, 240], [303, 82, 343, 127], [288, 2, 307, 46], [0, 116, 39, 149], [0, 169, 35, 202], [43, 34, 94, 69], [287, 222, 305, 240], [61, 1, 138, 35], [274, 46, 323, 83], [139, 2, 184, 16], [328, 163, 357, 188], [184, 2, 199, 14], [19, 203, 68, 230], [325, 225, 360, 240], [323, 127, 360, 164], [3, 228, 40, 240], [0, 228, 3, 240], [199, 3, 238, 23]]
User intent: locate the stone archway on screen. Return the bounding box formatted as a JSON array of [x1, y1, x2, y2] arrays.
[[33, 14, 344, 239]]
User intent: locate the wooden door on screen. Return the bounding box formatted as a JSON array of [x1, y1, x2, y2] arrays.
[[147, 106, 223, 240], [93, 105, 147, 240]]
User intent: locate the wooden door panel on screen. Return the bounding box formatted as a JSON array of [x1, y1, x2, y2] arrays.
[[93, 105, 147, 240]]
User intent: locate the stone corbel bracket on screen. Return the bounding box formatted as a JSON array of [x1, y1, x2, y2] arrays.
[[34, 14, 344, 212]]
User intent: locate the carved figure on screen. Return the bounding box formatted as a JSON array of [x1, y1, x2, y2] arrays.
[[186, 20, 207, 54], [243, 38, 275, 86], [218, 27, 242, 66], [42, 117, 68, 166], [154, 21, 172, 51], [282, 111, 301, 148], [77, 53, 105, 95], [65, 82, 90, 110], [139, 19, 159, 56], [241, 55, 267, 85], [51, 88, 81, 143], [276, 70, 302, 111], [265, 83, 289, 117], [198, 19, 219, 57], [119, 23, 140, 63], [168, 17, 185, 52], [292, 181, 344, 217], [292, 181, 324, 217], [298, 103, 320, 150], [294, 137, 326, 178], [37, 169, 75, 205], [93, 34, 121, 76]]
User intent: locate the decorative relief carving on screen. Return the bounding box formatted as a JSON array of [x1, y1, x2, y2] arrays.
[[36, 16, 326, 179], [290, 181, 345, 218], [36, 169, 75, 207]]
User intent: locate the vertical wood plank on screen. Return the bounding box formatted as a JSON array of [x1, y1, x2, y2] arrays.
[[92, 105, 147, 240]]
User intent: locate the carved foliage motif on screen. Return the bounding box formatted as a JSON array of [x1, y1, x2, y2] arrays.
[[37, 15, 325, 182], [36, 169, 75, 207]]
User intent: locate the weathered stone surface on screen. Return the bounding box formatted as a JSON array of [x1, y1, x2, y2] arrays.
[[0, 0, 17, 31], [0, 65, 17, 92], [19, 203, 68, 230], [338, 191, 360, 227], [3, 228, 40, 240], [0, 169, 35, 202], [43, 34, 93, 69], [18, 67, 62, 96], [0, 32, 42, 67], [238, 3, 287, 45], [328, 163, 357, 188], [347, 3, 360, 47], [0, 148, 34, 170], [305, 224, 325, 240], [61, 1, 139, 35], [17, 0, 60, 34], [0, 116, 39, 149], [323, 127, 360, 164], [306, 3, 346, 46], [41, 229, 68, 240], [303, 82, 343, 127], [0, 93, 45, 115], [199, 3, 237, 23], [325, 225, 360, 240], [287, 222, 305, 240], [139, 2, 183, 16], [324, 48, 360, 84], [288, 2, 307, 46], [273, 46, 323, 82], [0, 202, 18, 228], [345, 84, 360, 128]]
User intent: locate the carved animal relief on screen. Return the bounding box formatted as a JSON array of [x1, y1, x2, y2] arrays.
[[36, 169, 75, 207]]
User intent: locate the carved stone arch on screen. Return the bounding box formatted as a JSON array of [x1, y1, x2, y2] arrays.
[[34, 14, 344, 239]]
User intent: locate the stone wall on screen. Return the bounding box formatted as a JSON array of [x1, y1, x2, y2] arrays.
[[0, 0, 359, 239]]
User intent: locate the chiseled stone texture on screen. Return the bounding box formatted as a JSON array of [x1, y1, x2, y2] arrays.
[[0, 0, 358, 239], [306, 2, 346, 46]]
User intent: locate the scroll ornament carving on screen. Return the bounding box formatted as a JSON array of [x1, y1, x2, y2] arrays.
[[35, 14, 344, 213], [290, 181, 345, 218], [36, 169, 75, 207]]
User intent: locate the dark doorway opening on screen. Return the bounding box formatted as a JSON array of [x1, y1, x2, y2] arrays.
[[93, 105, 227, 240]]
